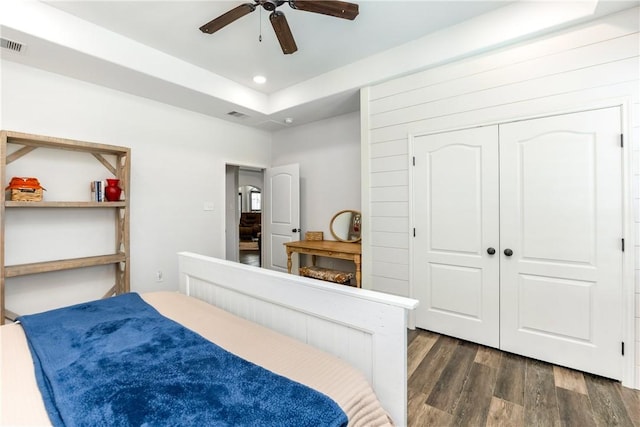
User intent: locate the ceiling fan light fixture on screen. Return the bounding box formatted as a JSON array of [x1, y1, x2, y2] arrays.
[[199, 0, 359, 54], [253, 75, 267, 84], [261, 0, 284, 12]]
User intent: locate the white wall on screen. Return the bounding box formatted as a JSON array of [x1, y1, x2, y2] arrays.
[[271, 112, 361, 271], [362, 7, 639, 387], [1, 60, 271, 315]]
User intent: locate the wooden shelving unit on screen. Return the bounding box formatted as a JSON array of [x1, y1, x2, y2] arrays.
[[0, 130, 130, 324]]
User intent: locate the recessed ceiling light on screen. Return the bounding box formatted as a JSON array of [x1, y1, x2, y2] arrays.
[[253, 75, 267, 84]]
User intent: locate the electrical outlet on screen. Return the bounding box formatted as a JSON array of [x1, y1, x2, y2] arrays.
[[155, 271, 163, 282]]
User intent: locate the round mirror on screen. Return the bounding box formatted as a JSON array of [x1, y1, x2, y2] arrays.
[[330, 210, 362, 243]]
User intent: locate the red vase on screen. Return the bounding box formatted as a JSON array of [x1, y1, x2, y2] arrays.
[[104, 179, 122, 201]]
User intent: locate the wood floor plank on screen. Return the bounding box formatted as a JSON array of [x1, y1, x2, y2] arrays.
[[408, 328, 418, 345], [408, 331, 438, 378], [556, 387, 596, 427], [407, 332, 639, 427], [408, 389, 454, 426], [486, 397, 525, 427], [426, 339, 478, 413], [618, 385, 640, 427], [452, 361, 497, 426], [584, 374, 634, 426], [407, 388, 429, 426], [494, 352, 526, 406], [554, 366, 588, 394], [524, 359, 561, 427], [475, 345, 502, 370], [412, 404, 454, 427], [408, 334, 457, 396]]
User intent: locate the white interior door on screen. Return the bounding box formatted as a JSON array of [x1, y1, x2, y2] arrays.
[[413, 126, 500, 348], [499, 107, 623, 380], [264, 164, 300, 272]]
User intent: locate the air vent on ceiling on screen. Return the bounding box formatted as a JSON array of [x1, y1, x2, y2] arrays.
[[227, 111, 250, 119], [1, 38, 25, 54]]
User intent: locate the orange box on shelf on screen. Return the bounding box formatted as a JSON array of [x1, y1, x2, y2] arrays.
[[5, 177, 45, 201]]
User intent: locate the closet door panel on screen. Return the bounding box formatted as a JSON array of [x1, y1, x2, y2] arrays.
[[499, 107, 623, 380], [517, 132, 596, 263], [413, 126, 500, 348]]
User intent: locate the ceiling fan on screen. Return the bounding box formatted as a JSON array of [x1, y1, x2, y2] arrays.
[[199, 1, 359, 55]]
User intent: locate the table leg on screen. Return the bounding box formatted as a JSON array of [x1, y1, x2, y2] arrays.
[[286, 250, 293, 274], [354, 255, 361, 288]]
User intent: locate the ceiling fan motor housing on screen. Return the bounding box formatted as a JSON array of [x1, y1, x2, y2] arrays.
[[260, 1, 285, 11]]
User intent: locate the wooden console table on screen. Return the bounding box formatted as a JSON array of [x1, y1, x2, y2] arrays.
[[284, 240, 362, 287]]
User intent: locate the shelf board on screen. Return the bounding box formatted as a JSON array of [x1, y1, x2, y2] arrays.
[[5, 253, 126, 278], [5, 201, 126, 208], [4, 130, 130, 156]]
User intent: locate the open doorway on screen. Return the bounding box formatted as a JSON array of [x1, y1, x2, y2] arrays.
[[238, 184, 261, 266], [225, 165, 264, 266]]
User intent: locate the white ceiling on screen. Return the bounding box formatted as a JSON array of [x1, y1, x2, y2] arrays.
[[42, 1, 511, 94], [1, 1, 636, 130]]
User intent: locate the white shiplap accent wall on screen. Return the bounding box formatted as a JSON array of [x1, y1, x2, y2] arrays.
[[363, 7, 639, 387]]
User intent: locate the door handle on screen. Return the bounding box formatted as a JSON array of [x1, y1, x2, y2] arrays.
[[291, 228, 301, 233], [487, 247, 496, 255], [504, 248, 513, 256]]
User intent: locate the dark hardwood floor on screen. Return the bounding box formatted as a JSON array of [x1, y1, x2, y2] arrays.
[[408, 328, 640, 427], [239, 250, 260, 267]]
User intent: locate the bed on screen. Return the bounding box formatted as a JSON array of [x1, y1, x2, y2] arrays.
[[1, 252, 418, 426]]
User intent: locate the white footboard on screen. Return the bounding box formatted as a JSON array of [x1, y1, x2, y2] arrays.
[[178, 252, 418, 426]]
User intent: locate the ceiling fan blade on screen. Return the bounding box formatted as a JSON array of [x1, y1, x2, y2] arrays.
[[270, 11, 298, 55], [289, 1, 359, 20], [199, 3, 256, 34]]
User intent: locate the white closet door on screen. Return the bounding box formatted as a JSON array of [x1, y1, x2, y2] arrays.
[[413, 126, 500, 348], [499, 107, 623, 380]]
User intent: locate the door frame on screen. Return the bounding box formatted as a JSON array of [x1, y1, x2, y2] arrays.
[[408, 99, 636, 387], [225, 163, 266, 266]]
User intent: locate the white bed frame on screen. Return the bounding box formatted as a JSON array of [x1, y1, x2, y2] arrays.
[[178, 252, 419, 426]]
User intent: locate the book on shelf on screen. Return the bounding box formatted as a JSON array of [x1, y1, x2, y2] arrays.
[[90, 180, 104, 202]]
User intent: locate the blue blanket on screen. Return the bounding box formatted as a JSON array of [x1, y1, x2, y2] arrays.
[[18, 293, 347, 427]]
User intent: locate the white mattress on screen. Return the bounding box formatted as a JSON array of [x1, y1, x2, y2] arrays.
[[0, 291, 392, 426]]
